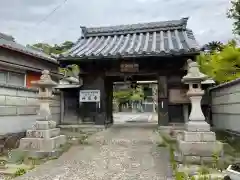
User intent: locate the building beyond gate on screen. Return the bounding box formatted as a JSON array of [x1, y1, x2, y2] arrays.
[[58, 17, 209, 126]]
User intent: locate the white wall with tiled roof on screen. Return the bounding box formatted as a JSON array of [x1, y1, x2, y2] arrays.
[[210, 79, 240, 133]]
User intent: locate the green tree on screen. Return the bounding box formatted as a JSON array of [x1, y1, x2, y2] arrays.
[[113, 89, 132, 111], [197, 42, 240, 83], [29, 43, 53, 54], [203, 41, 224, 52], [113, 89, 132, 103], [130, 87, 144, 101], [29, 41, 77, 77], [61, 41, 74, 51], [227, 0, 240, 35], [28, 41, 74, 55], [58, 64, 80, 78]]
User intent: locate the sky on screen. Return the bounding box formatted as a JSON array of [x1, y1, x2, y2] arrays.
[[0, 0, 235, 46]]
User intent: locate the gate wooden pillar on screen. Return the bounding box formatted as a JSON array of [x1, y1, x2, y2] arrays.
[[79, 73, 107, 125], [158, 76, 169, 126], [105, 77, 113, 125]]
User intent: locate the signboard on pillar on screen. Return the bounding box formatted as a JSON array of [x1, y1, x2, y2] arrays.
[[79, 90, 100, 102]]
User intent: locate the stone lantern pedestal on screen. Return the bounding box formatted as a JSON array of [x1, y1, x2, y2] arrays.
[[16, 70, 66, 158], [175, 60, 223, 164]]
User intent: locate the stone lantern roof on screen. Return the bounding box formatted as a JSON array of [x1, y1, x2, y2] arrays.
[[31, 70, 58, 87], [182, 59, 208, 84]]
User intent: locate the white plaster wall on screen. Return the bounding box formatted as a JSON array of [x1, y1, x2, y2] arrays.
[[0, 85, 61, 135], [211, 82, 240, 133]]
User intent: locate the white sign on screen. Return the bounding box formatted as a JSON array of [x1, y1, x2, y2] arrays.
[[79, 90, 100, 102]]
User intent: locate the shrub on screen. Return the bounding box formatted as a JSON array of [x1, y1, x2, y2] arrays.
[[13, 168, 26, 177]]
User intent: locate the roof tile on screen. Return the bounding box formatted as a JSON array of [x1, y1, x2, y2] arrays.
[[61, 18, 200, 59], [0, 33, 57, 64]]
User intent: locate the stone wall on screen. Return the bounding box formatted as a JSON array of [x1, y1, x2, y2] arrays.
[[0, 84, 61, 135], [210, 78, 240, 133]]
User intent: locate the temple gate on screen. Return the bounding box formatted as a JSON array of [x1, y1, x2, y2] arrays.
[[58, 17, 209, 126]]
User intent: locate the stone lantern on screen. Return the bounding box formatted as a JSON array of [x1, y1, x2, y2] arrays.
[[175, 59, 223, 165], [32, 70, 57, 121], [182, 59, 209, 129], [15, 70, 66, 158]]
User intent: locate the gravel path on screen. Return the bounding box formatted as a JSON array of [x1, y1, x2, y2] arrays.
[[14, 123, 171, 180]]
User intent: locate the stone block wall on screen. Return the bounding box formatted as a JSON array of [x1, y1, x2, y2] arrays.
[[210, 79, 240, 133], [0, 84, 61, 135]]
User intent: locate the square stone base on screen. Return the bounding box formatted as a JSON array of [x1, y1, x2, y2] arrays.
[[175, 139, 223, 164], [34, 120, 57, 130], [185, 121, 210, 132], [182, 131, 216, 142], [175, 152, 218, 164], [19, 135, 66, 151], [178, 140, 223, 157]]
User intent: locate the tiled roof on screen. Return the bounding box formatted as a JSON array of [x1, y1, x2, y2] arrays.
[[0, 32, 57, 64], [60, 18, 200, 60]]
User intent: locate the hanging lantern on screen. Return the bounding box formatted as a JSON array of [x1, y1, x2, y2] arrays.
[[123, 75, 132, 88], [131, 81, 137, 89]]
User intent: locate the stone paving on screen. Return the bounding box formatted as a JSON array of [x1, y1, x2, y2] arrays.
[[14, 122, 171, 180], [113, 112, 155, 124]]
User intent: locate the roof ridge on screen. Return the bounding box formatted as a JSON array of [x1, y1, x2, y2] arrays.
[[80, 17, 189, 37], [0, 32, 15, 42]]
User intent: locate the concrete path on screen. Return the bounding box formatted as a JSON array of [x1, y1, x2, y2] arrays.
[[14, 123, 171, 180]]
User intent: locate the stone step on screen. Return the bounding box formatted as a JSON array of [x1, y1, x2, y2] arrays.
[[58, 124, 104, 128], [58, 125, 105, 134]]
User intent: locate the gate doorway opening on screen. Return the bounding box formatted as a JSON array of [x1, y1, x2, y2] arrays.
[[112, 76, 158, 124]]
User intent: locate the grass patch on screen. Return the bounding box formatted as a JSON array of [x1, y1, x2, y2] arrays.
[[159, 131, 177, 145], [215, 130, 240, 162], [157, 141, 167, 147], [12, 168, 26, 177]]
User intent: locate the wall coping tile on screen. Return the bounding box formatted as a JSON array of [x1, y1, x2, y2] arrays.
[[209, 78, 240, 92]]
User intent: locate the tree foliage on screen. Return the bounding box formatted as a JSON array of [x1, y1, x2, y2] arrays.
[[113, 89, 132, 103], [59, 64, 80, 78], [227, 0, 240, 35], [197, 41, 240, 83], [130, 87, 144, 101], [29, 41, 77, 77], [113, 86, 144, 103], [203, 41, 224, 52], [28, 41, 74, 55]]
